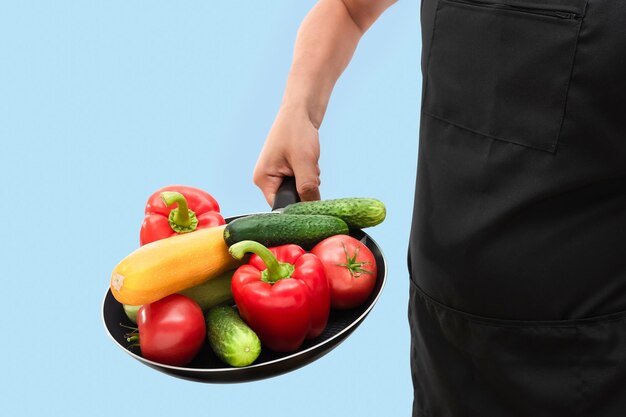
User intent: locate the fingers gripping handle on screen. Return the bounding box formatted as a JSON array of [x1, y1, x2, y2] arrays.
[[272, 176, 300, 211]]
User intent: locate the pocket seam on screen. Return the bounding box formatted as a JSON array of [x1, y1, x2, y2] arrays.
[[422, 110, 556, 152], [410, 277, 626, 327], [421, 0, 445, 110], [441, 0, 582, 23], [552, 6, 584, 152]]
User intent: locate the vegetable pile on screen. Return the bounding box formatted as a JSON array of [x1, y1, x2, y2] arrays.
[[110, 187, 385, 368]]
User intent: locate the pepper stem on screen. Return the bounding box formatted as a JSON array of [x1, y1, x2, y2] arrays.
[[229, 240, 294, 283], [161, 191, 199, 233]]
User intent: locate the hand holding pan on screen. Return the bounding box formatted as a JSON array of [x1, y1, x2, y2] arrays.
[[102, 177, 386, 383], [272, 176, 300, 211]]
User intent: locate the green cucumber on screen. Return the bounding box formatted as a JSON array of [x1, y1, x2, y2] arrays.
[[224, 213, 349, 249], [123, 270, 234, 322], [206, 305, 261, 367], [281, 198, 386, 229]]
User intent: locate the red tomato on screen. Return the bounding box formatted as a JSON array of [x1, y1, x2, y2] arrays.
[[136, 294, 206, 366], [311, 235, 377, 309]]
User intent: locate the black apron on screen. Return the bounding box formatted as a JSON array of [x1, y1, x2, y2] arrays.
[[408, 0, 626, 416]]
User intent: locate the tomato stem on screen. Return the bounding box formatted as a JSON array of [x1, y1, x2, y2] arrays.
[[126, 335, 140, 343], [336, 243, 372, 278], [121, 324, 141, 348]]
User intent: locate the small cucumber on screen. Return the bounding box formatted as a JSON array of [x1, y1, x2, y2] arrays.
[[224, 213, 349, 249], [281, 198, 386, 229], [206, 305, 261, 367], [178, 270, 234, 311], [123, 304, 141, 323]]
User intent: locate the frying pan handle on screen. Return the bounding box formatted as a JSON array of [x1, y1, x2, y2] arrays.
[[272, 176, 300, 211]]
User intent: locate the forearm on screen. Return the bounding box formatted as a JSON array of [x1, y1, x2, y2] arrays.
[[254, 0, 395, 204], [281, 0, 394, 128]]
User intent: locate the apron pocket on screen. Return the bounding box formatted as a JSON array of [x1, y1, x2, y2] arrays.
[[423, 0, 586, 152], [409, 279, 626, 417]]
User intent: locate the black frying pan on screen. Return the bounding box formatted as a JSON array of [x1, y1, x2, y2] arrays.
[[101, 178, 387, 383]]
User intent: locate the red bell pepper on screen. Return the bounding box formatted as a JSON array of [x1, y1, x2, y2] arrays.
[[139, 185, 225, 246], [229, 240, 330, 352]]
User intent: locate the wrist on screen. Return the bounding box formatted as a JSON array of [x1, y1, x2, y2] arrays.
[[280, 85, 326, 129], [279, 99, 324, 130]]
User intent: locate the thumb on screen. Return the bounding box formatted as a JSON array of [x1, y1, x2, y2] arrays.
[[292, 158, 321, 201]]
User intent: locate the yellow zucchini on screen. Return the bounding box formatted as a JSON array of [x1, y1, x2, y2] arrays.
[[110, 225, 240, 305]]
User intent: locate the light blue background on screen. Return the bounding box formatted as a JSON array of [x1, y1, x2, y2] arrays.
[[0, 1, 421, 416]]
